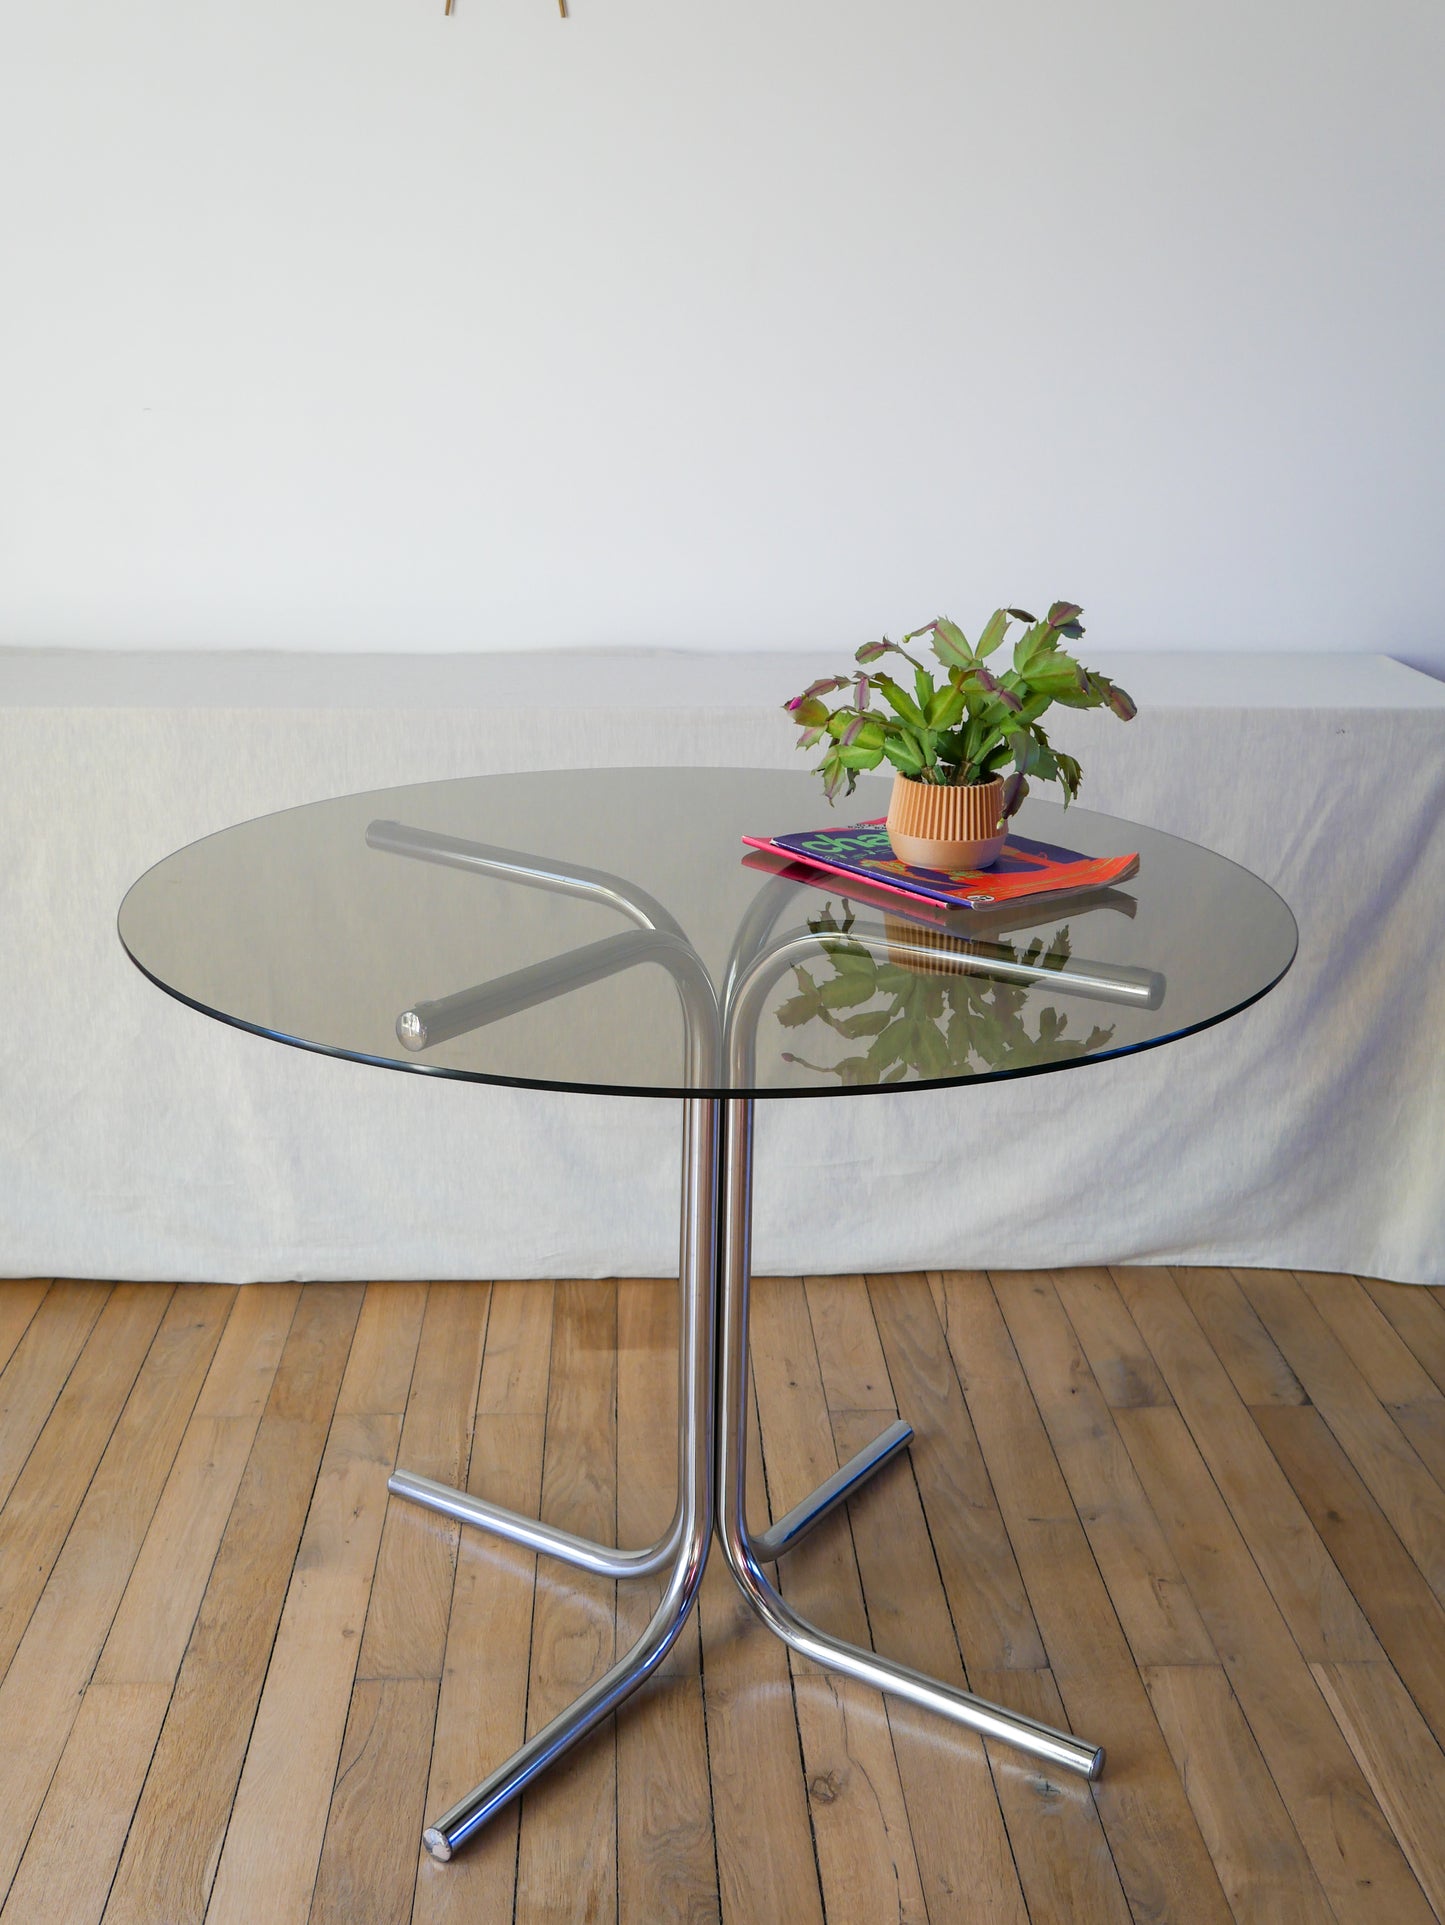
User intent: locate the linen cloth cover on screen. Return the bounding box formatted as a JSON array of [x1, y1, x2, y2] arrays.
[[0, 648, 1440, 1287]]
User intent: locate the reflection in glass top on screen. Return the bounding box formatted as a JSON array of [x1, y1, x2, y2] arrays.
[[778, 906, 1122, 1086], [117, 768, 1297, 1100]]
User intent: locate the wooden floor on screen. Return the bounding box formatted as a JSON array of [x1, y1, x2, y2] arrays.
[[1, 1271, 1445, 1923]]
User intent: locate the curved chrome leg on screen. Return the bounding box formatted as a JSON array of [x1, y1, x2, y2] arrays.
[[750, 1417, 914, 1563], [716, 1097, 1105, 1784], [387, 1471, 685, 1579], [421, 1097, 719, 1862]]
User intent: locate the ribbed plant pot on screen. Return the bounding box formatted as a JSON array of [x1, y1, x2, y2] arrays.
[[886, 773, 1008, 872]]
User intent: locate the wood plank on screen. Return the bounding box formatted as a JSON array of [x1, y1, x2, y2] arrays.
[[191, 1280, 304, 1422], [0, 1282, 49, 1382], [356, 1282, 489, 1681], [972, 1666, 1135, 1925], [876, 1273, 1046, 1672], [1234, 1268, 1445, 1599], [615, 1279, 718, 1924], [476, 1279, 554, 1414], [1112, 1265, 1380, 1659], [205, 1285, 422, 1925], [310, 1677, 438, 1925], [1172, 1266, 1308, 1406], [934, 1270, 1233, 1925], [1116, 1403, 1435, 1924], [0, 1285, 231, 1904], [1254, 1403, 1445, 1748], [83, 1292, 298, 1689], [333, 1281, 429, 1421], [1141, 1664, 1333, 1924], [1294, 1272, 1445, 1495], [1311, 1659, 1445, 1920], [804, 1273, 893, 1413], [813, 1277, 1033, 1924], [102, 1282, 363, 1925], [513, 1279, 619, 1925], [310, 1283, 487, 1924], [1361, 1276, 1445, 1395], [204, 1403, 401, 1925], [828, 1405, 1035, 1925], [699, 1372, 823, 1925], [0, 1283, 173, 1678], [995, 1270, 1216, 1667], [1295, 1272, 1441, 1406], [0, 1682, 172, 1925], [412, 1282, 554, 1925], [749, 1276, 930, 1925], [412, 1413, 543, 1925], [0, 1279, 110, 1512], [1048, 1264, 1171, 1408], [1, 1286, 299, 1925]]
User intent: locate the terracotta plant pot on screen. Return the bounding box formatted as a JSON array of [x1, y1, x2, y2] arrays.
[[885, 772, 1008, 872]]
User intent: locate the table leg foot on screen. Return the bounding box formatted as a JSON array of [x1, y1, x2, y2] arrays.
[[388, 1468, 684, 1578], [716, 1096, 1105, 1785], [421, 1517, 712, 1860], [750, 1416, 913, 1563], [419, 1096, 722, 1862], [724, 1531, 1104, 1779]]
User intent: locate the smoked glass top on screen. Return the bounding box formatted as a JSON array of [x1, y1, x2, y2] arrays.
[[118, 768, 1296, 1100]]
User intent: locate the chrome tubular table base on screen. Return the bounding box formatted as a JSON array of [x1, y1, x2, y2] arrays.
[[391, 1096, 1104, 1864]]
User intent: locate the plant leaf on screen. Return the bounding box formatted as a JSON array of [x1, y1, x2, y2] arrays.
[[926, 683, 967, 729], [976, 608, 1011, 658], [1000, 770, 1029, 817], [876, 674, 926, 728], [881, 734, 926, 776], [1012, 621, 1057, 676], [1025, 652, 1089, 700], [929, 618, 973, 672], [836, 743, 885, 769], [786, 675, 848, 711]]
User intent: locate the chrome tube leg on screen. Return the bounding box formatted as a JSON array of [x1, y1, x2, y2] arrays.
[[386, 1468, 685, 1578], [421, 1096, 719, 1861], [388, 1180, 692, 1581], [750, 1415, 914, 1563], [714, 1096, 1105, 1784]]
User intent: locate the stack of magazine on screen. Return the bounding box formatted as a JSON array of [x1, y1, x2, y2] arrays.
[[742, 819, 1139, 915]]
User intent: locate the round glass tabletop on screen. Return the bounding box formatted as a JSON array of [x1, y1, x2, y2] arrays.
[[118, 767, 1297, 1100]]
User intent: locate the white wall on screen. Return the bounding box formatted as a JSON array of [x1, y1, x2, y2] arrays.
[[3, 0, 1443, 673]]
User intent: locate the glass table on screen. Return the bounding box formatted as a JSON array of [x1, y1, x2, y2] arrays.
[[118, 766, 1297, 1865]]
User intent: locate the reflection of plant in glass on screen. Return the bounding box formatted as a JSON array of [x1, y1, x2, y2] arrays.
[[778, 905, 1115, 1086]]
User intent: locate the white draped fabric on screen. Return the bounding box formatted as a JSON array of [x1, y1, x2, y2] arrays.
[[2, 648, 1441, 1287]]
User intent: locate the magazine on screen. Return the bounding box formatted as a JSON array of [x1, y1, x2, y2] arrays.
[[741, 820, 1139, 912]]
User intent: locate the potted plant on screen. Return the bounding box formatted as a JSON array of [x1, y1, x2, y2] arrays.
[[784, 602, 1136, 870]]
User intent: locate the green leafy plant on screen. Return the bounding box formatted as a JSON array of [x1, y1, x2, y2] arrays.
[[777, 904, 1116, 1087], [784, 602, 1135, 808]]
